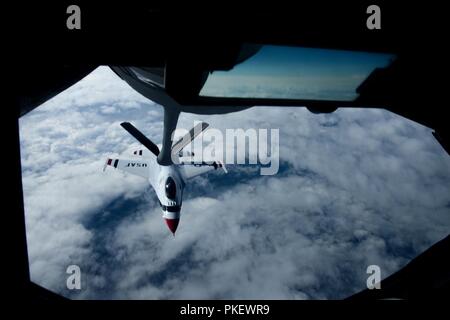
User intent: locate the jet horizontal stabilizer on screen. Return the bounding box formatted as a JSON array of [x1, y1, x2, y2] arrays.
[[171, 122, 209, 156], [120, 122, 160, 157]]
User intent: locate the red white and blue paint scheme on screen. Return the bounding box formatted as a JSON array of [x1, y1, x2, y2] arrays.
[[104, 122, 226, 235]]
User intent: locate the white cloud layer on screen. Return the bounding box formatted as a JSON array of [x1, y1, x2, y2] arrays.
[[19, 67, 450, 299]]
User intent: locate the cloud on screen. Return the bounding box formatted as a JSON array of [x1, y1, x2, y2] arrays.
[[19, 66, 450, 299]]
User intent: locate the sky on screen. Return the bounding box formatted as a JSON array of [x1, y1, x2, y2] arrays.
[[200, 45, 395, 101], [19, 66, 450, 299]]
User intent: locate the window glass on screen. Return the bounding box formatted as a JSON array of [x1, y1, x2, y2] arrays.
[[200, 45, 396, 101]]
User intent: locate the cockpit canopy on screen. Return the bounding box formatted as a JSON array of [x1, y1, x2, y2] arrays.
[[165, 177, 177, 200]]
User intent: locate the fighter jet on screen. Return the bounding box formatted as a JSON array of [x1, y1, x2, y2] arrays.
[[103, 121, 227, 235]]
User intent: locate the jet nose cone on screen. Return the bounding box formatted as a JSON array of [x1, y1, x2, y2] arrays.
[[164, 218, 179, 235]]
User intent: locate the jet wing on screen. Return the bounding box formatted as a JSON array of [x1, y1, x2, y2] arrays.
[[103, 158, 150, 179], [180, 159, 227, 180]]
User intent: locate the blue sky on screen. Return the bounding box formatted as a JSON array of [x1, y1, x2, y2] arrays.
[[232, 45, 394, 76], [19, 67, 450, 299], [201, 45, 395, 101]]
